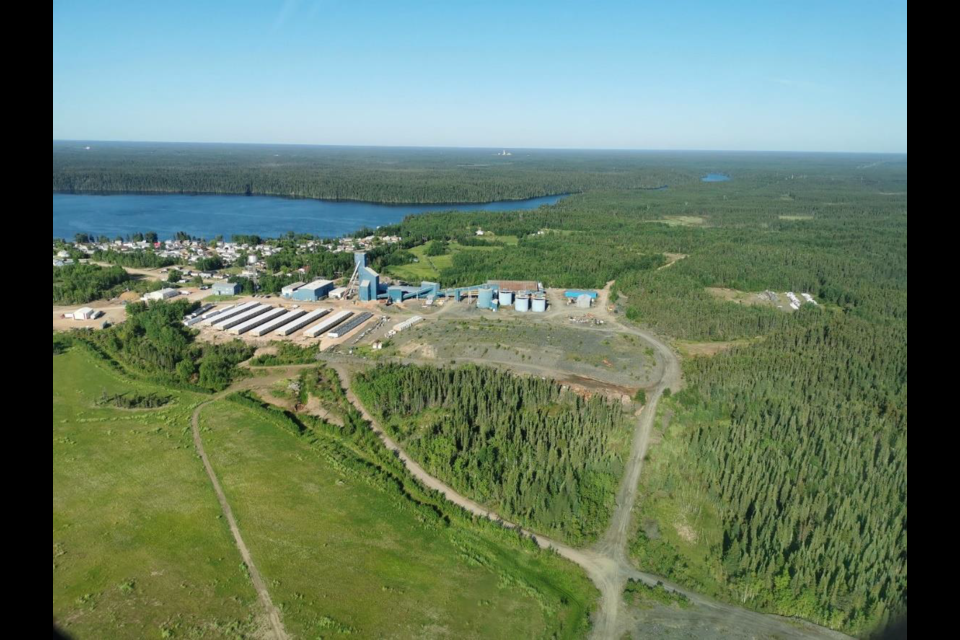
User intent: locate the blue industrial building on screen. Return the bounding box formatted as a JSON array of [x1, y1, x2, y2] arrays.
[[387, 281, 440, 302], [291, 279, 335, 301], [355, 252, 381, 302], [564, 289, 598, 299], [213, 281, 241, 296]]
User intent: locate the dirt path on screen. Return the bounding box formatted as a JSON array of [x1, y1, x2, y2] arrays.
[[656, 253, 688, 271], [191, 397, 289, 640]]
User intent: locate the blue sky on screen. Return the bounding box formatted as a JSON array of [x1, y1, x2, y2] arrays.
[[52, 1, 907, 153]]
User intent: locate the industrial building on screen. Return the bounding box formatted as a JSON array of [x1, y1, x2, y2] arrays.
[[249, 309, 306, 337], [213, 281, 241, 296], [477, 285, 495, 309], [213, 304, 271, 331], [304, 310, 353, 338], [564, 289, 598, 301], [350, 251, 440, 303], [68, 307, 101, 320], [202, 301, 259, 325], [274, 308, 330, 336], [183, 303, 216, 326], [228, 307, 287, 335], [489, 280, 541, 293], [355, 252, 381, 302], [387, 281, 440, 303], [325, 312, 373, 338], [281, 282, 305, 297], [389, 315, 423, 335], [142, 288, 180, 302], [189, 303, 234, 326], [291, 279, 335, 302]]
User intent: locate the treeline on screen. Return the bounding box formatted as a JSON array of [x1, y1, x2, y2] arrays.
[[91, 249, 177, 269], [53, 263, 131, 304], [76, 300, 254, 391], [52, 142, 729, 204], [248, 342, 318, 366], [353, 363, 630, 544], [96, 390, 171, 409], [442, 234, 665, 289]]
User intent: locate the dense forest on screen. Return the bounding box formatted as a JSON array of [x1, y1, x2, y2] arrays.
[[56, 142, 759, 204], [52, 263, 132, 304], [353, 363, 631, 544], [68, 300, 254, 391], [632, 310, 906, 634]]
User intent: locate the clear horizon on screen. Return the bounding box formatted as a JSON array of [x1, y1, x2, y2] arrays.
[[53, 1, 907, 154], [52, 138, 907, 156]]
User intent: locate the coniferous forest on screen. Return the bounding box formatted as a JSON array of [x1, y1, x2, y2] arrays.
[[353, 364, 631, 545], [53, 145, 906, 635]]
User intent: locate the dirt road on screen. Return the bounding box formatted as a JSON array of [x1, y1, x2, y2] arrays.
[[191, 398, 289, 640]]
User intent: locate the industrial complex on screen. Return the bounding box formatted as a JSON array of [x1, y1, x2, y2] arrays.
[[343, 252, 567, 312], [56, 249, 605, 355]]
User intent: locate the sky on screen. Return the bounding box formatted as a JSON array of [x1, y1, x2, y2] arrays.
[[52, 1, 907, 153]]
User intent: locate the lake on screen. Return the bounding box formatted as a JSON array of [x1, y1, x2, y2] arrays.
[[52, 193, 567, 240], [701, 173, 731, 182]]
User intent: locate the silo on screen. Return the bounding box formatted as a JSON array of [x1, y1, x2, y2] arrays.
[[515, 294, 530, 312], [499, 290, 514, 306], [576, 294, 592, 309], [531, 295, 547, 313], [477, 286, 494, 309]]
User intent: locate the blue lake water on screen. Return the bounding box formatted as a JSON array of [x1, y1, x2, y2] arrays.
[[52, 193, 567, 240], [701, 173, 731, 182]]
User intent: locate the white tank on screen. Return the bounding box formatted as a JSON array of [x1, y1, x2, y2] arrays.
[[499, 290, 514, 306], [514, 295, 530, 312], [532, 296, 547, 313]]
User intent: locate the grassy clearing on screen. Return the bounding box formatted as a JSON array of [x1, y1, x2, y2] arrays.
[[629, 398, 725, 599], [675, 339, 754, 359], [646, 215, 706, 227], [386, 238, 518, 283], [200, 396, 597, 638], [55, 347, 598, 638], [53, 348, 260, 639]]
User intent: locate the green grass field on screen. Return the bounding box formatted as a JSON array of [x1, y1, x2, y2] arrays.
[[628, 399, 725, 598], [55, 347, 597, 639], [201, 399, 594, 638], [386, 237, 518, 283], [53, 347, 260, 639]]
